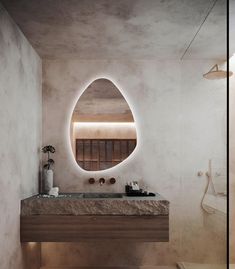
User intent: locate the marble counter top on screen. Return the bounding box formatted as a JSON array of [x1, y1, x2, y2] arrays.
[[21, 193, 169, 216]]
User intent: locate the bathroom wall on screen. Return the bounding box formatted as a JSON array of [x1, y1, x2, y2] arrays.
[[41, 59, 226, 267], [229, 55, 235, 263], [230, 12, 235, 263], [0, 4, 42, 269]]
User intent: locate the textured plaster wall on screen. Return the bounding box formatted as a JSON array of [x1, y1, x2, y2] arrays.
[[0, 4, 42, 269], [42, 59, 226, 267], [229, 56, 235, 263], [1, 0, 226, 60]]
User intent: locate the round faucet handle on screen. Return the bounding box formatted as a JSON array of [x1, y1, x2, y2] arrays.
[[109, 177, 116, 184], [88, 178, 95, 184], [99, 178, 105, 185]]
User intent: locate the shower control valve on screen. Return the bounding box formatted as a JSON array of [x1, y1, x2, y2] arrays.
[[88, 178, 95, 184], [109, 177, 116, 184], [197, 171, 203, 177]]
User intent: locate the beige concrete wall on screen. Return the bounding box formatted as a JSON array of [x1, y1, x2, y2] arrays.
[[0, 4, 42, 269], [229, 56, 235, 263], [42, 59, 226, 267]]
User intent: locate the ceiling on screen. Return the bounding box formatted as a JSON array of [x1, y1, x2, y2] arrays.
[[2, 0, 227, 60], [73, 79, 134, 122]]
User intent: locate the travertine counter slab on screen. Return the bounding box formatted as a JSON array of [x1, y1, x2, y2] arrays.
[[21, 193, 169, 216]]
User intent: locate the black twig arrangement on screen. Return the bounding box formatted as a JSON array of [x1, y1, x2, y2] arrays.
[[42, 145, 55, 170]]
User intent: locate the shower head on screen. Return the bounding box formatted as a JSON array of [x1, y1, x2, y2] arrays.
[[203, 64, 233, 80]]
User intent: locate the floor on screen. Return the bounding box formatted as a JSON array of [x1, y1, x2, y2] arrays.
[[176, 263, 227, 269], [40, 265, 232, 269], [40, 267, 176, 269]]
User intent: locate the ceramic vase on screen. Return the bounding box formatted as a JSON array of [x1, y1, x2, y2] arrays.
[[44, 169, 53, 193]]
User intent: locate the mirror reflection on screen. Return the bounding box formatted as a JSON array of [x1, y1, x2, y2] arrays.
[[70, 79, 137, 171]]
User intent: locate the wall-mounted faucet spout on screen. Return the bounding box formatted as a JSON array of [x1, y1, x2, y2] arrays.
[[99, 178, 105, 185]]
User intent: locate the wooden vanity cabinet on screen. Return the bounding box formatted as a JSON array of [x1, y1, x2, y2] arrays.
[[20, 214, 169, 242]]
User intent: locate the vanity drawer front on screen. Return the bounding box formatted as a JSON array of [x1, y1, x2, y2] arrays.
[[20, 215, 169, 242]]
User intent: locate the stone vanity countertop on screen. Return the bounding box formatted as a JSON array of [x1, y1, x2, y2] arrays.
[[21, 193, 169, 216]]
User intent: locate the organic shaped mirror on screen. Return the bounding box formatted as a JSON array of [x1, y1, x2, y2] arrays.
[[70, 78, 137, 171]]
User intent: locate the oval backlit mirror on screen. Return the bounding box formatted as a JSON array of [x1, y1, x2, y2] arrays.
[[70, 78, 137, 171]]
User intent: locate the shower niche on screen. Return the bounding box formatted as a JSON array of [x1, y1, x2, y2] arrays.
[[70, 78, 137, 171]]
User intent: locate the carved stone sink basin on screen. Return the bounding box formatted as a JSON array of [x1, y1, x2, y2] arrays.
[[21, 192, 169, 216], [82, 193, 123, 199], [36, 193, 123, 199]]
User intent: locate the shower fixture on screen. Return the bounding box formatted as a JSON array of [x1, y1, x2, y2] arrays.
[[203, 64, 233, 80]]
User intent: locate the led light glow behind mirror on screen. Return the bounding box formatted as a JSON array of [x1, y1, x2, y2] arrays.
[[70, 78, 137, 171]]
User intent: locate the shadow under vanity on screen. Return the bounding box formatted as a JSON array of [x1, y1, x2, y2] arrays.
[[20, 192, 169, 242]]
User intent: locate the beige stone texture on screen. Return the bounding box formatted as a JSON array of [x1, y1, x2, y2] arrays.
[[0, 4, 42, 269], [1, 0, 226, 60], [21, 194, 169, 216]]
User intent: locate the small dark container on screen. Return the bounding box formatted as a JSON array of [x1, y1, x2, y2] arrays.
[[125, 184, 131, 193]]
